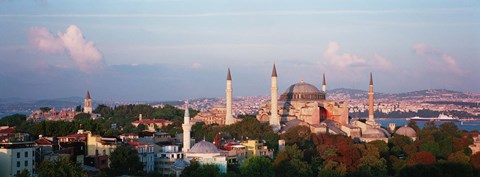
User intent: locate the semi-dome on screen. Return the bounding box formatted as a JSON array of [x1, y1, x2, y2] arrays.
[[395, 126, 416, 137], [363, 128, 390, 138], [279, 81, 325, 101], [189, 140, 220, 153]]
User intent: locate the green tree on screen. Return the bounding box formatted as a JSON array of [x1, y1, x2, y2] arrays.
[[74, 113, 91, 121], [240, 156, 274, 177], [274, 145, 312, 177], [180, 161, 222, 177], [281, 125, 312, 149], [38, 157, 87, 177], [39, 107, 52, 112], [447, 151, 470, 164], [0, 114, 26, 126], [419, 140, 440, 157], [318, 160, 347, 177], [109, 145, 144, 176], [355, 155, 388, 177], [15, 169, 31, 177]]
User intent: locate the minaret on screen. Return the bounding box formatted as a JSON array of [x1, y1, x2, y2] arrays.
[[225, 68, 234, 125], [83, 91, 92, 114], [322, 73, 327, 93], [367, 72, 375, 125], [182, 101, 192, 152], [270, 64, 280, 132]]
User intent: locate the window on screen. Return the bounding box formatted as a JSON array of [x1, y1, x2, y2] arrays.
[[17, 152, 20, 158], [25, 151, 28, 158], [17, 161, 20, 167], [25, 160, 28, 166]]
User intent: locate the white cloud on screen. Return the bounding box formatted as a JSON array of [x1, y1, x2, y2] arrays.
[[322, 42, 367, 70], [29, 25, 104, 73], [322, 42, 393, 71], [372, 53, 393, 70], [28, 27, 64, 54], [191, 62, 202, 69], [412, 43, 463, 75]]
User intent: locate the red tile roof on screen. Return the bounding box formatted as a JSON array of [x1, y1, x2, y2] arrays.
[[132, 119, 172, 124], [59, 134, 88, 139], [0, 127, 16, 134], [35, 138, 53, 146]]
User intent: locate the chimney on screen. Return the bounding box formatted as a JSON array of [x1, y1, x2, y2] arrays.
[[139, 114, 143, 120]]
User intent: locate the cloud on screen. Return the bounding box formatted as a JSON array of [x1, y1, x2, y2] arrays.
[[323, 42, 367, 70], [372, 53, 393, 70], [191, 62, 202, 69], [28, 25, 104, 72], [412, 43, 463, 75], [322, 42, 393, 71]]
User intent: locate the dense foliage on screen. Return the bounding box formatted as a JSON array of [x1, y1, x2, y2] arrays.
[[188, 121, 478, 177], [191, 117, 280, 149], [108, 145, 145, 176], [37, 157, 87, 177], [3, 104, 197, 138]]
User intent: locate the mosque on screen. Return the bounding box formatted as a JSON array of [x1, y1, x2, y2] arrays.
[[172, 65, 392, 176], [255, 65, 390, 142]]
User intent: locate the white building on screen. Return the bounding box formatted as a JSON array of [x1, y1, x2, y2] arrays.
[[127, 142, 155, 173], [156, 145, 184, 175], [185, 140, 228, 173], [0, 141, 36, 177]]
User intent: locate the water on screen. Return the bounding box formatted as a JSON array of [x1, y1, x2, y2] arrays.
[[376, 119, 480, 131]]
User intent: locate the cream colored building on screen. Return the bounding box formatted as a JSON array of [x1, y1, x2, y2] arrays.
[[240, 140, 274, 159]]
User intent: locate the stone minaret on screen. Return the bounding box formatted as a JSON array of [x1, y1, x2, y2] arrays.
[[322, 73, 326, 93], [270, 64, 280, 132], [182, 101, 192, 152], [367, 72, 375, 125], [225, 68, 234, 125], [83, 91, 92, 114]]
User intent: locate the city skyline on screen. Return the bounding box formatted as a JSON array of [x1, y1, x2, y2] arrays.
[[0, 0, 479, 101]]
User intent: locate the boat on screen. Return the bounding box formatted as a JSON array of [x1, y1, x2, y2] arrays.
[[409, 113, 460, 122]]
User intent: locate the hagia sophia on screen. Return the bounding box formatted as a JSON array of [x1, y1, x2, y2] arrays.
[[194, 64, 391, 142]]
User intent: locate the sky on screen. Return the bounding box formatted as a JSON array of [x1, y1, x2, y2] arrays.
[[0, 0, 479, 101]]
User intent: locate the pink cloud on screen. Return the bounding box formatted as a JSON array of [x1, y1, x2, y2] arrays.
[[323, 42, 367, 69], [412, 43, 463, 75], [322, 42, 393, 71], [28, 27, 63, 54], [372, 53, 393, 70], [29, 25, 104, 73]]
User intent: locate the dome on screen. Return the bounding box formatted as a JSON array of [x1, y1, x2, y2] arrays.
[[173, 159, 190, 168], [363, 128, 389, 138], [189, 140, 220, 153], [395, 126, 416, 137], [279, 81, 325, 101]]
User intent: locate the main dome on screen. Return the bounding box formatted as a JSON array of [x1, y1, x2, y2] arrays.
[[279, 81, 325, 101], [189, 140, 220, 153]]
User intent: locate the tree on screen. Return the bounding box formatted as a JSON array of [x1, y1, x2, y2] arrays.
[[240, 156, 274, 177], [0, 114, 26, 126], [318, 160, 347, 177], [37, 157, 87, 177], [274, 145, 312, 177], [355, 155, 388, 177], [180, 161, 222, 177], [281, 125, 312, 149], [470, 152, 480, 170], [447, 150, 470, 164], [109, 145, 144, 176], [15, 169, 31, 177], [39, 107, 52, 112], [419, 140, 440, 157], [407, 151, 436, 165], [74, 113, 91, 121]]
